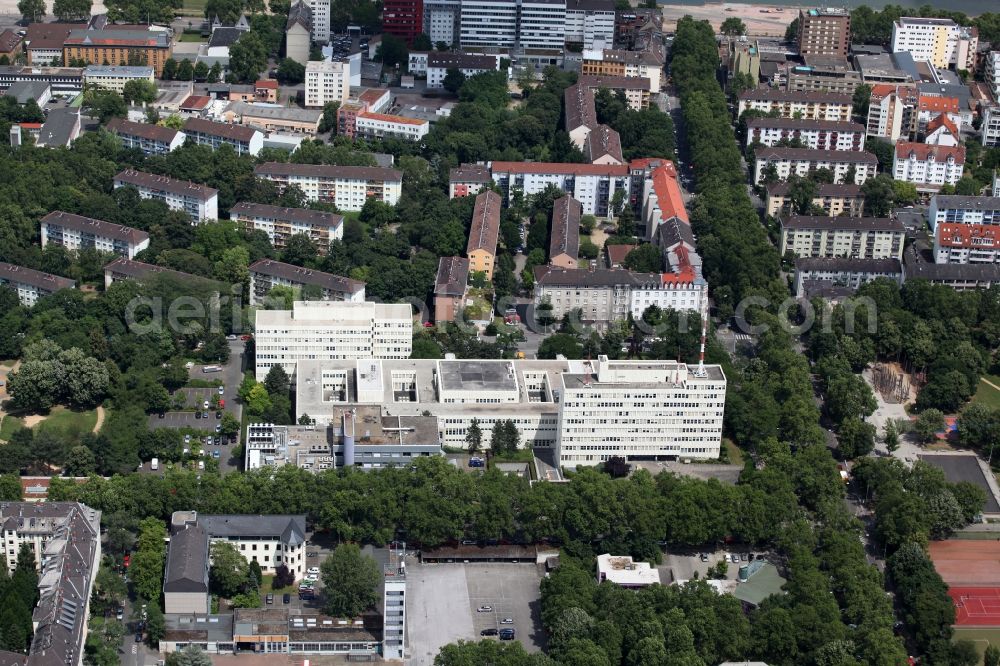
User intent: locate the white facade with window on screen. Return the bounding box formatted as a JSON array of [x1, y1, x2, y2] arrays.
[[424, 0, 461, 46], [983, 105, 1000, 148], [304, 60, 349, 108], [564, 0, 614, 50], [308, 0, 331, 42], [891, 17, 977, 70], [987, 52, 1000, 102], [459, 0, 518, 48], [517, 0, 566, 50], [893, 144, 965, 188], [355, 112, 429, 141]]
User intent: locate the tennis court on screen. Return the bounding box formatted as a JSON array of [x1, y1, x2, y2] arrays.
[[950, 587, 1000, 627]]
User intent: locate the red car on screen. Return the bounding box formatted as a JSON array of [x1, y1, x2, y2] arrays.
[[240, 334, 252, 341], [218, 399, 225, 408], [123, 554, 131, 568]]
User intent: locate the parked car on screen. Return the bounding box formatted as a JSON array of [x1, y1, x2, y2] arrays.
[[216, 410, 222, 419], [213, 450, 220, 459], [481, 628, 498, 636], [218, 399, 225, 408], [195, 411, 202, 419], [116, 608, 124, 620], [202, 411, 209, 419], [215, 424, 222, 433], [283, 593, 290, 604], [307, 551, 318, 557], [499, 628, 515, 640], [307, 567, 320, 575], [477, 606, 492, 612], [218, 386, 224, 395], [203, 400, 209, 409], [700, 553, 709, 562], [135, 633, 142, 642], [305, 574, 318, 582], [730, 554, 740, 563], [184, 434, 191, 443], [266, 594, 274, 605], [501, 617, 514, 624], [226, 334, 237, 340]]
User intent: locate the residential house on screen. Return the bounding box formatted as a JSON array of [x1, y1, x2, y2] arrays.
[[466, 190, 501, 280]]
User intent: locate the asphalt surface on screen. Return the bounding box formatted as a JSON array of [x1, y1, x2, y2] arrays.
[[918, 454, 1000, 513]]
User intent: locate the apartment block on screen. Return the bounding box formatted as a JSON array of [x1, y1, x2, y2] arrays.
[[866, 83, 917, 142], [765, 182, 865, 218], [383, 547, 406, 660], [565, 0, 615, 50], [904, 247, 1000, 290], [0, 262, 75, 306], [103, 257, 198, 289], [929, 195, 1000, 264], [786, 57, 861, 94], [423, 0, 461, 45], [585, 124, 623, 165], [518, 0, 566, 50], [425, 51, 500, 89], [285, 1, 312, 62], [307, 0, 331, 42], [793, 257, 903, 298], [891, 17, 977, 71], [248, 259, 365, 307], [459, 0, 518, 48], [106, 117, 184, 155], [578, 74, 651, 110], [928, 195, 1000, 230], [893, 142, 965, 190], [915, 94, 962, 134], [383, 0, 423, 44], [779, 215, 905, 260], [736, 88, 853, 121], [434, 255, 470, 322], [182, 117, 263, 156], [490, 161, 628, 217], [304, 60, 350, 108], [253, 163, 402, 210], [336, 88, 392, 137], [580, 48, 661, 92], [254, 300, 412, 379], [82, 65, 153, 93], [753, 148, 878, 185], [448, 163, 491, 198], [641, 159, 688, 240], [983, 105, 1000, 148], [22, 23, 75, 65], [245, 408, 441, 471], [987, 51, 1000, 101], [564, 82, 598, 148], [797, 7, 851, 58], [63, 29, 172, 75], [549, 195, 581, 269], [744, 117, 865, 151], [466, 190, 501, 279], [113, 169, 220, 223], [40, 210, 149, 259], [355, 112, 430, 141], [230, 202, 343, 253], [0, 503, 101, 666], [293, 356, 726, 466]]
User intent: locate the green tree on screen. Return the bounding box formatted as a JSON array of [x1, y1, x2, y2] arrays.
[[193, 60, 209, 81], [375, 34, 408, 70], [466, 418, 482, 453], [277, 57, 305, 85], [0, 474, 21, 501], [852, 83, 872, 120], [837, 417, 875, 459], [145, 602, 166, 644], [17, 0, 45, 22], [622, 244, 661, 272], [721, 17, 747, 35], [914, 409, 946, 443], [318, 101, 339, 133], [984, 644, 1000, 666], [246, 383, 271, 416], [122, 79, 157, 105], [209, 542, 250, 598], [228, 32, 268, 83], [65, 445, 97, 476], [53, 0, 91, 21], [166, 644, 213, 666], [264, 364, 290, 396], [220, 412, 240, 437], [207, 62, 222, 83], [84, 88, 127, 123], [175, 59, 195, 81], [443, 68, 466, 94], [162, 58, 178, 80], [884, 419, 900, 453], [320, 543, 381, 617]]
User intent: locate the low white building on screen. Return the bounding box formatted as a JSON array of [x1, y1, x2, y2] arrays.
[[230, 202, 343, 253], [0, 261, 75, 306], [105, 117, 184, 155], [182, 117, 263, 156], [254, 300, 412, 379], [355, 111, 429, 141], [596, 554, 660, 588], [745, 117, 865, 151], [82, 65, 154, 93], [113, 169, 220, 223], [249, 259, 365, 307], [737, 88, 853, 121], [426, 51, 502, 89], [40, 210, 149, 258], [893, 142, 965, 190], [294, 355, 727, 466], [304, 60, 350, 108], [753, 148, 878, 185], [490, 161, 628, 218], [253, 162, 402, 211]]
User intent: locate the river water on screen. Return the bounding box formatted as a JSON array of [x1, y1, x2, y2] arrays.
[[658, 0, 993, 18]]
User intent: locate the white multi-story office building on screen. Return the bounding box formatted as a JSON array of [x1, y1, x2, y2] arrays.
[[383, 547, 406, 661], [82, 65, 154, 93], [113, 169, 219, 223], [294, 356, 727, 466], [891, 17, 978, 71], [983, 105, 1000, 148], [736, 89, 853, 121], [424, 0, 461, 45], [489, 161, 628, 217], [425, 51, 500, 89], [307, 0, 331, 42], [0, 262, 75, 306], [0, 503, 101, 666], [230, 203, 343, 253], [254, 300, 412, 380], [40, 210, 150, 258], [249, 259, 365, 307], [753, 148, 878, 185], [304, 60, 350, 108], [105, 117, 184, 155], [779, 215, 906, 260], [182, 117, 263, 156], [253, 163, 402, 210], [517, 0, 566, 50], [459, 0, 518, 48], [744, 117, 865, 151], [893, 142, 965, 190], [564, 0, 614, 50]]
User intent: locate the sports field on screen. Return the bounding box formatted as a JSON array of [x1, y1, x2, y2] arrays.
[[955, 627, 1000, 663]]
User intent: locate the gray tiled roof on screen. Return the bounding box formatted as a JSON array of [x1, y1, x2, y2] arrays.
[[550, 195, 581, 261], [164, 525, 209, 593], [249, 259, 364, 294], [435, 256, 469, 296], [795, 257, 902, 273], [780, 215, 904, 232], [199, 514, 307, 545]]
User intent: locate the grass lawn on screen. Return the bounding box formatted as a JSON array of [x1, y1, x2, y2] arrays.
[[178, 33, 206, 42], [973, 375, 1000, 410], [261, 575, 295, 594], [180, 0, 208, 16], [0, 415, 25, 442], [490, 448, 535, 463], [723, 439, 744, 466], [954, 627, 1000, 664], [35, 406, 98, 439]]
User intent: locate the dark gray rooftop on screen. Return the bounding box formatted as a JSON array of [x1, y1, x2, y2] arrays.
[[932, 195, 1000, 211], [6, 80, 49, 104], [757, 148, 877, 163], [0, 262, 75, 292], [438, 360, 518, 392], [35, 108, 78, 147], [435, 256, 469, 296], [781, 215, 904, 232], [164, 525, 209, 594], [249, 259, 364, 294], [199, 514, 307, 545], [795, 257, 903, 273]]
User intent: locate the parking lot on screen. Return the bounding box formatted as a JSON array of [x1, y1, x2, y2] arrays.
[[661, 549, 763, 584], [406, 561, 544, 665]]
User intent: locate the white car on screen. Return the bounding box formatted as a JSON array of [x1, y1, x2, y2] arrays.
[[305, 574, 319, 582], [477, 606, 492, 612], [501, 617, 514, 624], [307, 567, 320, 575]]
